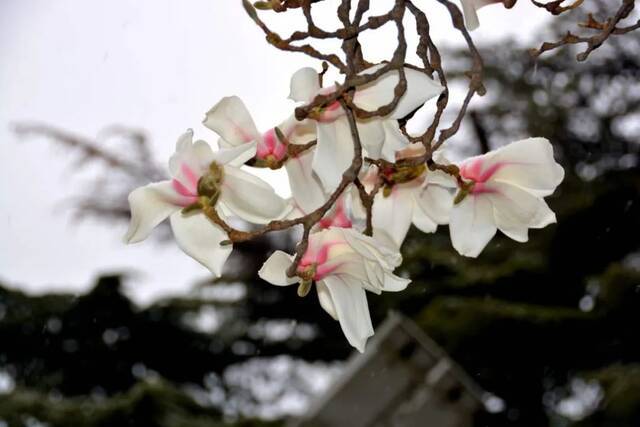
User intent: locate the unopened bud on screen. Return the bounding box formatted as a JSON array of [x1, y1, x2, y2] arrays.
[[454, 182, 475, 205], [297, 280, 312, 297], [253, 1, 273, 10]]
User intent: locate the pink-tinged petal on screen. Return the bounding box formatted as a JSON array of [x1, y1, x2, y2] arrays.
[[211, 141, 257, 167], [256, 129, 288, 161], [321, 275, 374, 353], [258, 251, 298, 286], [354, 65, 444, 119], [285, 149, 327, 214], [372, 187, 414, 249], [313, 117, 354, 192], [289, 67, 321, 102], [203, 96, 260, 146], [489, 181, 557, 242], [318, 195, 352, 229], [220, 166, 289, 223], [169, 211, 232, 277], [490, 138, 565, 197], [168, 132, 215, 188], [124, 181, 183, 244], [449, 195, 497, 257]]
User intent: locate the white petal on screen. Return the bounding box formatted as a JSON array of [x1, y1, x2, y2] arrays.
[[287, 118, 317, 145], [203, 96, 260, 146], [381, 121, 409, 162], [489, 182, 557, 242], [258, 251, 298, 286], [411, 203, 437, 234], [289, 67, 321, 102], [354, 66, 444, 119], [313, 117, 354, 192], [168, 131, 215, 181], [372, 187, 414, 248], [462, 0, 505, 31], [124, 181, 182, 244], [339, 228, 402, 270], [356, 119, 385, 160], [461, 0, 481, 31], [285, 148, 327, 214], [382, 272, 411, 292], [212, 141, 257, 167], [321, 275, 374, 353], [413, 184, 454, 230], [170, 212, 232, 277], [220, 166, 289, 223], [490, 137, 565, 197], [316, 282, 338, 320], [449, 195, 497, 257]]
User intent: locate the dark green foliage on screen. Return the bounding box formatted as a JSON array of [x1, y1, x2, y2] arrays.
[[2, 2, 640, 425]]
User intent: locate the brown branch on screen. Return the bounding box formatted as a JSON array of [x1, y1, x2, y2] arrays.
[[530, 0, 639, 61], [531, 0, 584, 15]]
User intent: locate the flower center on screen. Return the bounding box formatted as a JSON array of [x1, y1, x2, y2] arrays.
[[297, 240, 346, 282], [381, 163, 426, 196], [197, 162, 224, 204]]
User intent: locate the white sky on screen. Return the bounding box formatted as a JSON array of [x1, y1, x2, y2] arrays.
[[0, 0, 552, 305]]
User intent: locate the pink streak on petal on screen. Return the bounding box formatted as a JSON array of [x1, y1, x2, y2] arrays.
[[263, 130, 276, 150], [181, 164, 200, 192], [460, 158, 483, 181], [272, 138, 287, 160], [470, 182, 498, 195], [460, 158, 507, 183], [256, 129, 288, 161], [478, 162, 506, 183], [172, 179, 195, 197], [315, 263, 340, 281], [171, 179, 198, 207], [298, 240, 346, 279], [235, 126, 255, 143], [318, 198, 352, 229], [256, 140, 271, 159]]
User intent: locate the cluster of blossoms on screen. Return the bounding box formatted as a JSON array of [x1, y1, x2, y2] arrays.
[[125, 62, 564, 352]]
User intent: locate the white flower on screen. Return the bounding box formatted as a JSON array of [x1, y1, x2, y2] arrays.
[[124, 130, 289, 276], [450, 137, 565, 257], [460, 0, 505, 31], [258, 227, 410, 352], [203, 96, 326, 213], [354, 144, 456, 248], [289, 65, 444, 192]]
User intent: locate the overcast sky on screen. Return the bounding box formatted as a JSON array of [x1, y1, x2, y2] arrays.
[[0, 0, 552, 304]]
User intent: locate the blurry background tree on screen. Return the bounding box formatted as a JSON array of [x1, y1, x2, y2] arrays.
[[2, 1, 640, 426]]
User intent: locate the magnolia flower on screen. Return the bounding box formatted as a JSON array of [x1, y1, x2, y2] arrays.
[[124, 130, 288, 276], [258, 227, 410, 352], [450, 137, 565, 257], [204, 96, 326, 213], [460, 0, 505, 31], [354, 144, 456, 248], [289, 65, 444, 192]]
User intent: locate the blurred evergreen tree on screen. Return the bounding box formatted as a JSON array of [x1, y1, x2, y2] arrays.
[[2, 3, 639, 425]]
